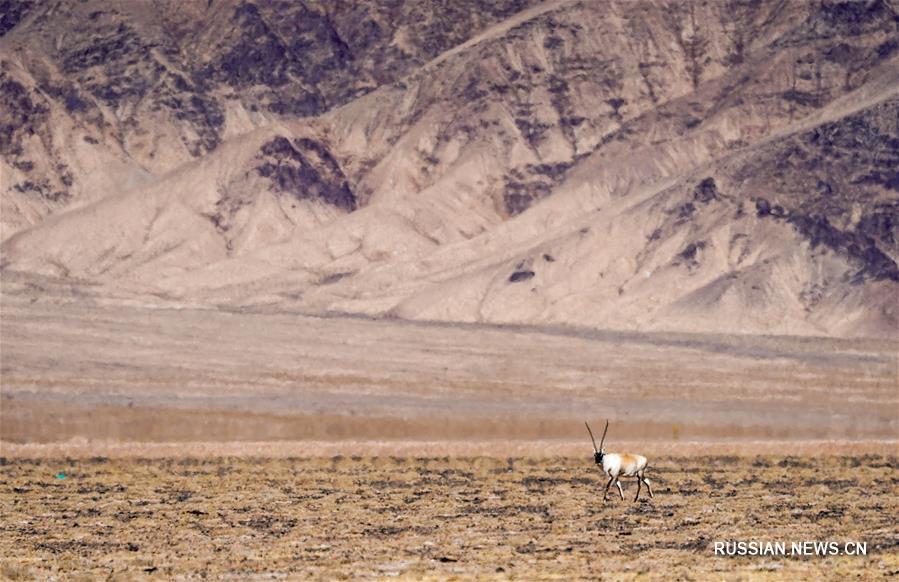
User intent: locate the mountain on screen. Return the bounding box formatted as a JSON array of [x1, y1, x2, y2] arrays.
[[2, 0, 897, 337]]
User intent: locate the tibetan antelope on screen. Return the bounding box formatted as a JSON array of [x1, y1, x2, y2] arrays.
[[585, 420, 653, 502]]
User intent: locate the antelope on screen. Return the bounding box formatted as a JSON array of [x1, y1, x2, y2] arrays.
[[585, 420, 653, 502]]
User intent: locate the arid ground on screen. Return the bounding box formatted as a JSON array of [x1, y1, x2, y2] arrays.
[[1, 455, 898, 580], [2, 290, 897, 444], [1, 292, 897, 579]]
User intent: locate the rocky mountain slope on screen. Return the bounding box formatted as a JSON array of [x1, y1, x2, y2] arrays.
[[1, 0, 897, 337]]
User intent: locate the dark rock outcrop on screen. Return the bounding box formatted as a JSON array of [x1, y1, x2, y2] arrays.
[[0, 0, 34, 37], [509, 270, 536, 283], [256, 137, 356, 212]]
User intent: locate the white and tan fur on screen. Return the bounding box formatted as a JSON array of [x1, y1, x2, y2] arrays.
[[586, 420, 653, 502]]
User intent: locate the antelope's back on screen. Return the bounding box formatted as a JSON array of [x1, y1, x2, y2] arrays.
[[619, 454, 648, 476]]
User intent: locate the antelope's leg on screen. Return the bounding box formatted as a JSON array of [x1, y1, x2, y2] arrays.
[[634, 477, 641, 502], [603, 476, 614, 500], [616, 479, 624, 500], [642, 476, 654, 498]]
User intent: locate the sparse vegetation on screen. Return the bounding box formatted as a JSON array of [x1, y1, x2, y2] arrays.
[[0, 455, 895, 579]]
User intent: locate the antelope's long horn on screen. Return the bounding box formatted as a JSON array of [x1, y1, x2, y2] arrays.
[[585, 421, 598, 453], [599, 419, 609, 451]]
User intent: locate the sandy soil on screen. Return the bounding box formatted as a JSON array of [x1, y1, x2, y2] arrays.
[[1, 286, 897, 579], [1, 455, 897, 580], [2, 295, 897, 447], [2, 439, 898, 460]]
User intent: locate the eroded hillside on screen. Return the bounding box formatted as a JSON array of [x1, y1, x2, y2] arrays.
[[1, 0, 897, 337]]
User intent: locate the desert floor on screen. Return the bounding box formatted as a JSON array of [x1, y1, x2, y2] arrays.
[[1, 290, 897, 579], [2, 290, 897, 444], [1, 455, 897, 580]]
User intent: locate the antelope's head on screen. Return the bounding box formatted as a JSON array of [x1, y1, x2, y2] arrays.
[[585, 420, 609, 463]]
